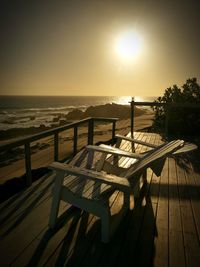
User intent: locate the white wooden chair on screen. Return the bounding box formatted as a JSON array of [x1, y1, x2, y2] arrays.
[[48, 140, 185, 243]]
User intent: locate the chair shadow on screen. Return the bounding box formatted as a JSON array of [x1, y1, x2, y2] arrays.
[[63, 187, 157, 267], [0, 167, 51, 204], [26, 206, 83, 267], [0, 173, 54, 237], [54, 211, 90, 267], [25, 183, 159, 267]]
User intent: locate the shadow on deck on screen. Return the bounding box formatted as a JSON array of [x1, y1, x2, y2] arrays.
[[0, 132, 199, 267]]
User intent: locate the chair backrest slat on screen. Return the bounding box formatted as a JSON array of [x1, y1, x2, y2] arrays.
[[125, 140, 184, 179]]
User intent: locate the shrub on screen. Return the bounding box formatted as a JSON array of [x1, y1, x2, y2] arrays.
[[152, 78, 200, 136]]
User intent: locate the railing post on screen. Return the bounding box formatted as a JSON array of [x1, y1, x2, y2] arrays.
[[88, 118, 94, 145], [165, 104, 169, 138], [130, 97, 135, 137], [73, 126, 78, 155], [25, 143, 32, 186], [112, 120, 116, 145], [54, 132, 59, 161]]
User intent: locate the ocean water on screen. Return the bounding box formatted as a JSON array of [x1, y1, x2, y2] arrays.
[[0, 95, 156, 131]]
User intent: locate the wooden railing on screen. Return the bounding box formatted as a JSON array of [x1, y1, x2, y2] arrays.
[[130, 99, 200, 136], [0, 117, 118, 186], [2, 100, 199, 188]]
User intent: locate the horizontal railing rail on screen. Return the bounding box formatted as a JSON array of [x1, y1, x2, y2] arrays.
[[0, 117, 118, 151], [133, 101, 200, 107], [0, 117, 118, 186]]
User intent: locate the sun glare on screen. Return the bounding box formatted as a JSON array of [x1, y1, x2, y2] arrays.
[[115, 31, 143, 61]]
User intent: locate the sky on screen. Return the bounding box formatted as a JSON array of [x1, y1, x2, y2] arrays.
[[0, 0, 200, 96]]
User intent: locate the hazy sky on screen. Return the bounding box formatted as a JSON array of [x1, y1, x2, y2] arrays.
[[1, 0, 200, 96]]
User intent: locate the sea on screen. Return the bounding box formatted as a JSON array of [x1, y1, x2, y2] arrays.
[[0, 95, 156, 132]]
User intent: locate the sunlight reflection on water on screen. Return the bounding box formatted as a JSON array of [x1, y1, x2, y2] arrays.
[[116, 96, 157, 105]]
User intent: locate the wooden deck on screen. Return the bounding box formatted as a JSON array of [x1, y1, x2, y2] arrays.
[[0, 132, 200, 267]]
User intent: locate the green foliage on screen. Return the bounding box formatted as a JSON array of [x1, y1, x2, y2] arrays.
[[152, 78, 200, 136]]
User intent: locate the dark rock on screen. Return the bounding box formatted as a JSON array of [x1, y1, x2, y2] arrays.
[[66, 103, 145, 120], [66, 109, 84, 120]]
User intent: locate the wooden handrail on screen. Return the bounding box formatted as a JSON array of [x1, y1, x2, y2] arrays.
[[134, 101, 200, 107], [130, 100, 200, 137], [0, 117, 118, 186], [0, 117, 118, 152]]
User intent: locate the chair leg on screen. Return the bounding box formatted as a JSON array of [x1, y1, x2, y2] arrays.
[[134, 179, 140, 199], [101, 208, 111, 243], [134, 170, 148, 199], [49, 172, 65, 228], [123, 192, 130, 209], [142, 170, 147, 186]]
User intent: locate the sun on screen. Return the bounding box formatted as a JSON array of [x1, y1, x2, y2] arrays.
[[114, 31, 143, 61]]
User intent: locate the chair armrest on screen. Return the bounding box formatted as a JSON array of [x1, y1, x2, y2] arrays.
[[116, 134, 158, 148], [171, 142, 197, 155], [49, 162, 131, 193], [86, 144, 143, 159]]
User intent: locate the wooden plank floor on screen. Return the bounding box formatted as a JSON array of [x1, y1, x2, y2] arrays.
[[0, 132, 200, 267]]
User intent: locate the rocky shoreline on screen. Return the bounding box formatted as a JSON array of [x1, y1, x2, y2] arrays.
[[0, 103, 146, 141]]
